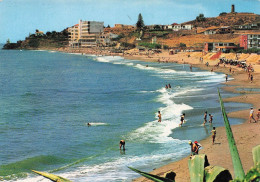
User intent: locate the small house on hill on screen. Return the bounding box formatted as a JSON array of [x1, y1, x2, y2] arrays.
[[35, 30, 44, 36], [198, 26, 232, 35], [173, 24, 193, 31]]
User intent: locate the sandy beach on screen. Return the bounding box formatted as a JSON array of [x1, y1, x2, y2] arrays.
[[57, 47, 260, 181]]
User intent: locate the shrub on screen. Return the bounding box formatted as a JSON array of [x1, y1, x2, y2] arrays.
[[139, 42, 161, 49]]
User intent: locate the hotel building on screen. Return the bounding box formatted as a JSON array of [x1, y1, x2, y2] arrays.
[[68, 20, 104, 48]]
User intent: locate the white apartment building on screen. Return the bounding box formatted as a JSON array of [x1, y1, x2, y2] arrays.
[[173, 24, 193, 31], [68, 20, 104, 48], [247, 34, 260, 49]]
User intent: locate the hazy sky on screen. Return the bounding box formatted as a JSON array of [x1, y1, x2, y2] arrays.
[[0, 0, 259, 43]]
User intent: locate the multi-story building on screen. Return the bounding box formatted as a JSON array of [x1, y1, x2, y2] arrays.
[[97, 33, 119, 46], [68, 20, 104, 48], [204, 42, 237, 52], [240, 33, 260, 50]]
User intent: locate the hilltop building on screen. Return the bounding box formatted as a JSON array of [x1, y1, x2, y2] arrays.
[[240, 33, 260, 50], [198, 26, 233, 35], [234, 23, 260, 30], [231, 4, 235, 13], [35, 30, 44, 36], [173, 24, 193, 31], [68, 20, 104, 48]]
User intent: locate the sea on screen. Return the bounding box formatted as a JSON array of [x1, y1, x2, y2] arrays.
[[0, 48, 250, 182]]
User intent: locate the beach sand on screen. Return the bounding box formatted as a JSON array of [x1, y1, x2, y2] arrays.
[[130, 51, 260, 181]]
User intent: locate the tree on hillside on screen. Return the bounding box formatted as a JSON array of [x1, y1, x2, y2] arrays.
[[107, 24, 111, 28], [179, 43, 186, 48], [136, 13, 145, 29], [196, 13, 206, 22]]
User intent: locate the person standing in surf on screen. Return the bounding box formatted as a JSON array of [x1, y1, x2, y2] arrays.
[[119, 140, 125, 150], [203, 111, 207, 125], [158, 111, 162, 122], [209, 114, 213, 124], [225, 74, 228, 82], [179, 113, 185, 127]]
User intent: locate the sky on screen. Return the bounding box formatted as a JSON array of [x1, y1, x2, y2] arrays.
[[0, 0, 259, 43]]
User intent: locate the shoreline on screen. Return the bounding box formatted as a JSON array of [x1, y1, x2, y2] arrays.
[[127, 52, 260, 181], [58, 47, 259, 181], [21, 47, 260, 181]]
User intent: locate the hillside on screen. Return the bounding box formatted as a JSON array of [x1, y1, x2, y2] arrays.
[[184, 12, 260, 28], [158, 34, 240, 47], [3, 29, 69, 50]]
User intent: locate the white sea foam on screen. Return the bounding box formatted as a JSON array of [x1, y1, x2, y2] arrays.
[[45, 142, 188, 182], [128, 87, 195, 144]]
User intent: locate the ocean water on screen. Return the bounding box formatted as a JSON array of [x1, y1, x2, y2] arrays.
[[0, 49, 249, 182]]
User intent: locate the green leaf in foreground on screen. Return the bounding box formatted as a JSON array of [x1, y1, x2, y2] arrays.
[[252, 145, 260, 167], [188, 154, 209, 182], [32, 170, 72, 182], [218, 89, 245, 180], [128, 166, 175, 182], [204, 165, 232, 182]]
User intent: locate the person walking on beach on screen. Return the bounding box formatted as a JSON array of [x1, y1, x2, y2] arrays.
[[250, 74, 253, 83], [211, 127, 216, 144], [249, 107, 256, 123], [158, 111, 162, 122], [179, 113, 185, 127], [119, 140, 125, 150], [190, 64, 192, 71], [209, 114, 213, 124], [203, 111, 208, 125], [225, 74, 228, 82]]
